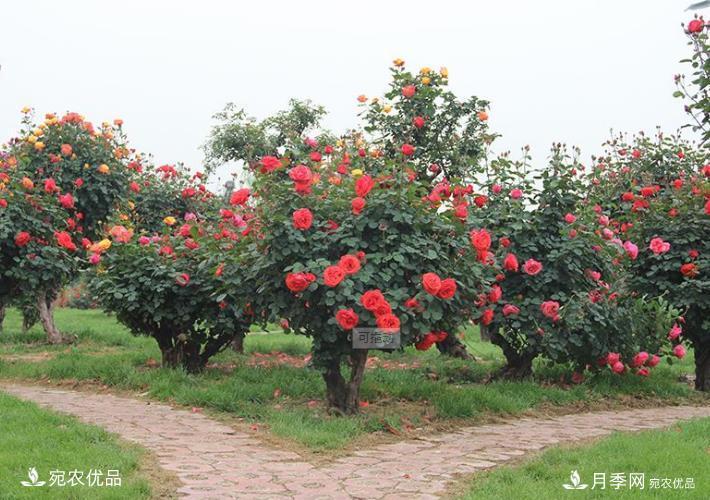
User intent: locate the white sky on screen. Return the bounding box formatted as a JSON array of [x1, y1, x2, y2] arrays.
[[1, 0, 705, 187]]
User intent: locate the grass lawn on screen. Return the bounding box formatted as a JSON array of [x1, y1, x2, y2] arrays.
[[0, 308, 707, 454], [0, 391, 168, 499], [457, 416, 710, 499]]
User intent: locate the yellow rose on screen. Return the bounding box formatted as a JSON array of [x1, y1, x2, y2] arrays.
[[351, 168, 363, 178], [163, 216, 177, 226], [383, 105, 392, 113], [27, 135, 37, 144], [420, 67, 431, 75], [440, 67, 449, 78], [421, 76, 431, 85], [128, 201, 135, 210], [21, 106, 31, 114], [33, 128, 43, 137], [393, 58, 405, 67], [98, 239, 112, 251], [34, 141, 45, 151], [97, 164, 110, 174]]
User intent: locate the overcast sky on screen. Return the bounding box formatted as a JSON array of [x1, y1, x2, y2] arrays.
[[1, 1, 705, 186]]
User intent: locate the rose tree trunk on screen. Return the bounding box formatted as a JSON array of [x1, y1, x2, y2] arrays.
[[37, 290, 66, 344], [323, 350, 369, 415], [694, 340, 710, 392]]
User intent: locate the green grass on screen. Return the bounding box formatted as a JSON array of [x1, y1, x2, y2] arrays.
[[459, 417, 710, 499], [0, 308, 706, 452], [0, 392, 153, 499]]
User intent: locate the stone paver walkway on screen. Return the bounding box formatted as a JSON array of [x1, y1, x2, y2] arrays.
[[3, 383, 709, 499]]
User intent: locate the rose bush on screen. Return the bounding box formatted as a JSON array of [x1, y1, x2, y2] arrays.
[[586, 133, 709, 389], [225, 141, 494, 414], [0, 110, 135, 342], [471, 146, 680, 379], [89, 213, 252, 373]]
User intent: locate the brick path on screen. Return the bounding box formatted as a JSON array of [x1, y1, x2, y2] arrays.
[[2, 383, 709, 499]]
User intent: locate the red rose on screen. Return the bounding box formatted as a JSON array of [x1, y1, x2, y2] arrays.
[[373, 301, 392, 317], [469, 228, 491, 252], [355, 175, 374, 197], [360, 289, 386, 311], [289, 165, 313, 183], [405, 298, 420, 309], [540, 300, 560, 321], [60, 144, 73, 156], [339, 255, 361, 275], [323, 265, 346, 287], [176, 273, 190, 286], [402, 85, 416, 98], [260, 155, 281, 173], [503, 253, 519, 272], [488, 284, 502, 303], [44, 178, 58, 193], [376, 313, 400, 330], [415, 334, 435, 351], [522, 258, 543, 276], [309, 151, 322, 162], [55, 231, 77, 252], [474, 195, 488, 208], [230, 188, 250, 206], [15, 231, 31, 247], [688, 19, 705, 33], [437, 278, 457, 299], [293, 208, 313, 230], [335, 308, 359, 330], [422, 272, 442, 295], [401, 144, 415, 156], [481, 308, 494, 325], [621, 192, 635, 202], [351, 197, 366, 215], [680, 263, 699, 278], [58, 193, 74, 209], [413, 116, 425, 128], [285, 272, 315, 293]]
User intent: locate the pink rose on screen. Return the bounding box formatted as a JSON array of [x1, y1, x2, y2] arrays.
[[540, 300, 560, 321], [509, 188, 523, 199], [564, 213, 576, 224], [611, 361, 625, 374], [673, 344, 686, 359], [522, 258, 543, 276], [649, 237, 670, 255], [623, 241, 638, 260], [502, 304, 520, 317], [668, 323, 682, 341], [631, 351, 649, 368]]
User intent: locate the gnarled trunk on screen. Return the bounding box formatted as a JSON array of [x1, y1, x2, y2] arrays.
[[0, 303, 5, 333], [37, 290, 65, 344], [230, 331, 245, 353], [323, 350, 368, 415], [489, 328, 535, 380], [436, 333, 473, 360], [155, 332, 204, 374], [694, 340, 710, 392]]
